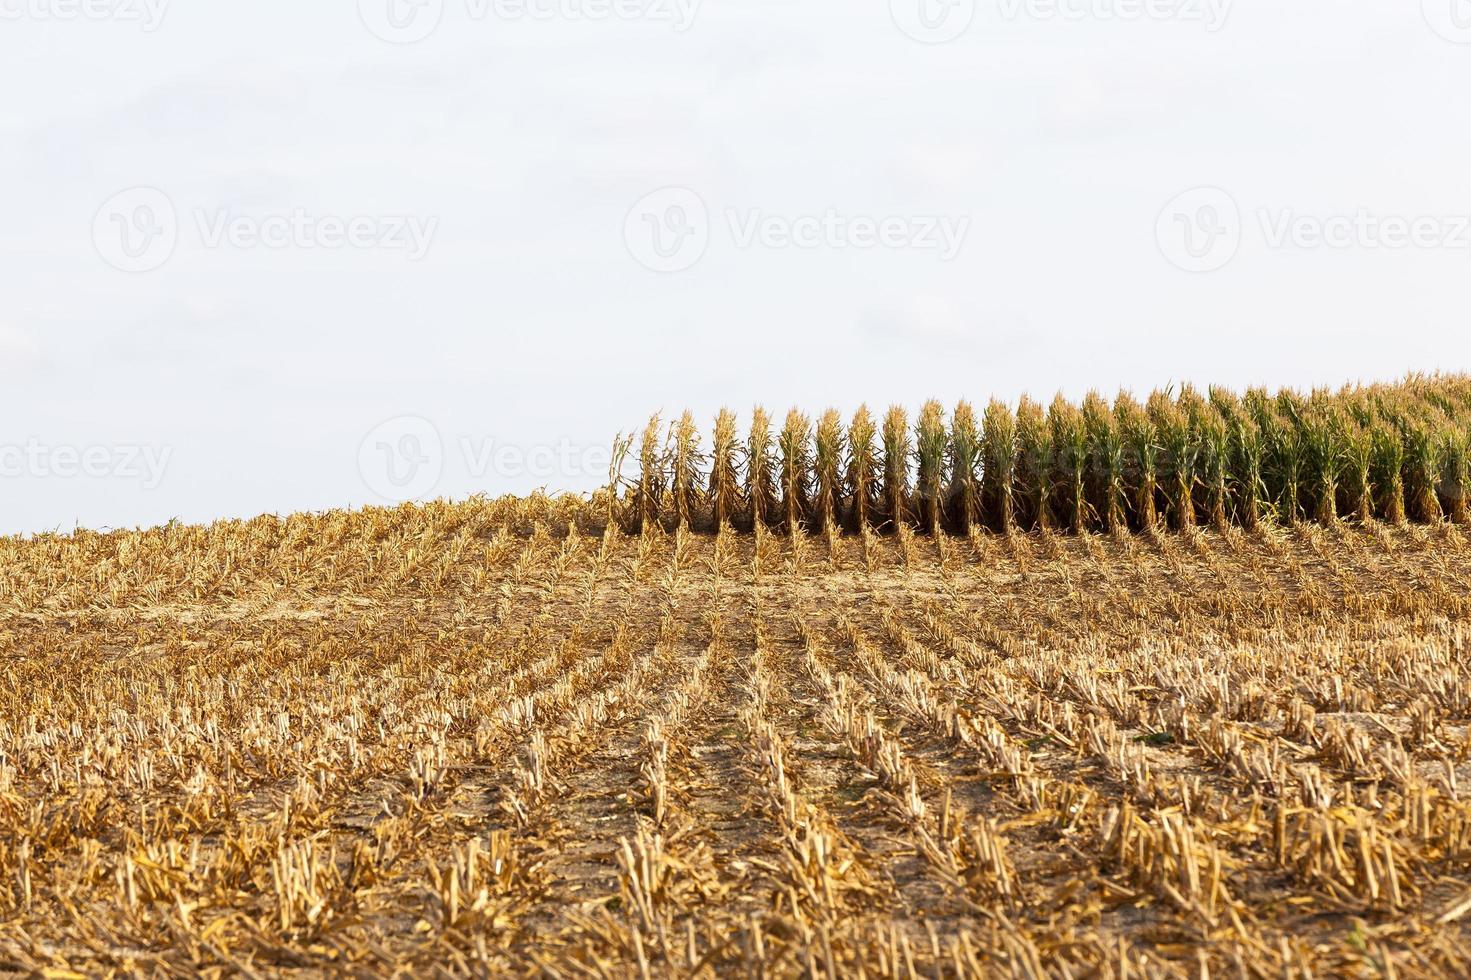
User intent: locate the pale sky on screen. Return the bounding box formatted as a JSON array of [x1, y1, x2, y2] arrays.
[[3, 0, 1470, 535]]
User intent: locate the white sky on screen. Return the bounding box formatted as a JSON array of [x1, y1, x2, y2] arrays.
[[3, 0, 1470, 535]]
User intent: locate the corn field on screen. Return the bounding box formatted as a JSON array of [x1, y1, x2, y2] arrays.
[[613, 375, 1471, 535], [2, 491, 1471, 975], [6, 376, 1471, 975]]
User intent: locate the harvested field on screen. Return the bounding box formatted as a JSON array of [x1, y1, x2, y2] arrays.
[[3, 500, 1471, 976]]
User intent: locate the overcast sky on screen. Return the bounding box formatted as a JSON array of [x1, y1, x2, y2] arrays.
[[2, 0, 1470, 535]]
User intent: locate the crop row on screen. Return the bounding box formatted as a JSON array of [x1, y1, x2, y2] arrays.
[[612, 374, 1471, 534]]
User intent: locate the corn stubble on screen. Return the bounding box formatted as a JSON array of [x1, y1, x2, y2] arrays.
[[6, 377, 1471, 976]]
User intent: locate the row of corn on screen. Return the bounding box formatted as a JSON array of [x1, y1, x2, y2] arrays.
[[611, 375, 1471, 535]]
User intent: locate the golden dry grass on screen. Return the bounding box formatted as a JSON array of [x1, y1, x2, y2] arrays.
[[3, 497, 1471, 976]]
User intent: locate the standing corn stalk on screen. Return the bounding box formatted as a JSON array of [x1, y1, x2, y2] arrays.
[[812, 410, 846, 531], [778, 410, 813, 533], [1342, 421, 1375, 524], [915, 401, 948, 534], [1116, 395, 1159, 533], [605, 432, 634, 532], [1402, 420, 1443, 523], [1440, 427, 1471, 524], [1016, 397, 1054, 532], [745, 408, 779, 531], [1083, 392, 1126, 534], [670, 411, 704, 530], [1299, 399, 1343, 527], [947, 401, 983, 534], [1214, 389, 1266, 532], [846, 406, 880, 533], [1274, 391, 1312, 525], [882, 406, 913, 531], [634, 415, 666, 533], [1370, 415, 1407, 524], [1150, 392, 1196, 531], [709, 409, 742, 529], [1049, 395, 1091, 533], [981, 400, 1018, 534]]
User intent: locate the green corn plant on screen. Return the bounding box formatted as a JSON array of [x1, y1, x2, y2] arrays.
[[846, 406, 881, 532], [1402, 420, 1443, 523], [1149, 391, 1196, 530], [1247, 390, 1301, 525], [778, 409, 813, 532], [1299, 399, 1342, 526], [1209, 386, 1257, 530], [1015, 397, 1054, 532], [709, 408, 742, 529], [947, 401, 982, 534], [1082, 392, 1126, 534], [1370, 415, 1406, 524], [981, 399, 1018, 534], [1342, 421, 1375, 523], [1116, 394, 1159, 532], [1441, 426, 1471, 524], [1178, 387, 1212, 524], [1049, 395, 1091, 533], [915, 400, 948, 534], [745, 408, 779, 531], [882, 406, 913, 531], [1229, 415, 1267, 531], [812, 409, 846, 531], [1196, 408, 1231, 531]]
